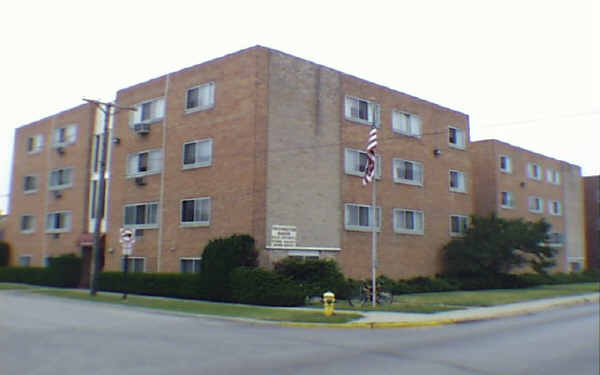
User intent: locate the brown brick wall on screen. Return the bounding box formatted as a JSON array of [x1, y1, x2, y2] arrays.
[[6, 104, 96, 265], [584, 176, 599, 269]]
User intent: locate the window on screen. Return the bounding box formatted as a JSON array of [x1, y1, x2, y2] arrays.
[[121, 257, 145, 272], [449, 170, 466, 192], [181, 198, 211, 226], [344, 204, 381, 231], [500, 155, 512, 173], [130, 97, 165, 125], [450, 215, 469, 236], [53, 124, 77, 146], [344, 148, 381, 178], [45, 211, 72, 233], [448, 127, 465, 149], [500, 191, 515, 208], [124, 202, 159, 228], [183, 139, 213, 169], [546, 169, 560, 185], [20, 215, 35, 233], [127, 149, 163, 177], [528, 196, 544, 213], [180, 258, 202, 273], [49, 168, 73, 190], [23, 175, 39, 193], [18, 255, 32, 267], [392, 110, 422, 137], [549, 200, 562, 216], [527, 163, 542, 180], [394, 209, 424, 234], [26, 134, 44, 154], [344, 96, 380, 125], [393, 158, 424, 186], [92, 134, 104, 173], [186, 82, 215, 113]]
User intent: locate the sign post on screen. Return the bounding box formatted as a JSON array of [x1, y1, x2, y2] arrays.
[[119, 228, 135, 300]]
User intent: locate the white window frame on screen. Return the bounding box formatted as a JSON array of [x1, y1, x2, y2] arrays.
[[344, 95, 380, 126], [528, 196, 544, 213], [182, 139, 213, 169], [526, 163, 542, 180], [130, 97, 165, 126], [123, 202, 159, 229], [53, 124, 77, 147], [127, 149, 163, 177], [20, 215, 35, 233], [393, 158, 424, 186], [23, 174, 39, 194], [449, 170, 467, 193], [449, 215, 469, 236], [344, 148, 381, 179], [185, 82, 215, 114], [344, 203, 381, 232], [500, 191, 515, 209], [392, 110, 422, 138], [548, 200, 562, 216], [499, 155, 512, 173], [393, 208, 425, 235], [121, 257, 146, 272], [180, 257, 202, 273], [45, 211, 72, 233], [48, 167, 73, 190], [180, 197, 211, 226], [27, 134, 44, 154], [18, 255, 32, 267], [448, 126, 466, 149], [546, 169, 560, 185]]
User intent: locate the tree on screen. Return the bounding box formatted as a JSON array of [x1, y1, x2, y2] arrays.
[[199, 234, 258, 301], [443, 214, 556, 278], [0, 241, 10, 267]]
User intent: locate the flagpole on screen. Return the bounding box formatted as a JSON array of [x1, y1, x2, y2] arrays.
[[371, 170, 377, 307]]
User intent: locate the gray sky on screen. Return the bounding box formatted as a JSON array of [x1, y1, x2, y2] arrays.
[[1, 0, 598, 213]]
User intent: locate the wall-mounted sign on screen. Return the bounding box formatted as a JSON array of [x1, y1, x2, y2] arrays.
[[271, 225, 297, 248]]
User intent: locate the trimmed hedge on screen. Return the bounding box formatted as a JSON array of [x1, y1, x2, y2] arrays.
[[274, 258, 349, 299], [0, 241, 9, 266], [0, 253, 82, 287], [98, 272, 202, 299], [231, 267, 305, 306]]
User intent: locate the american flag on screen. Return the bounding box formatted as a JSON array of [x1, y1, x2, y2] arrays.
[[362, 123, 378, 185]]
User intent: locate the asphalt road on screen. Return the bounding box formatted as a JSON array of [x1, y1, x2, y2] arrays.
[[0, 291, 598, 375]]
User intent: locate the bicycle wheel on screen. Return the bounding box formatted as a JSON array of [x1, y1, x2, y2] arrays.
[[377, 291, 394, 305]]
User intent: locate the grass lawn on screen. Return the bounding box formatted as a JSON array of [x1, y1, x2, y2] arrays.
[[30, 289, 363, 324], [333, 283, 599, 313], [0, 283, 34, 290]]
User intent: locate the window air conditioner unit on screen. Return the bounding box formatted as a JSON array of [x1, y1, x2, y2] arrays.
[[134, 176, 146, 186], [53, 190, 62, 199], [134, 123, 150, 134], [56, 146, 65, 154]]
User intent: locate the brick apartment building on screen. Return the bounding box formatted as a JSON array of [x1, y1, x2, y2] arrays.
[[471, 140, 586, 272], [583, 175, 600, 269], [5, 46, 585, 280], [4, 103, 110, 284]]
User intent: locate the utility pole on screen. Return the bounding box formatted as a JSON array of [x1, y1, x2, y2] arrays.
[[83, 99, 135, 296]]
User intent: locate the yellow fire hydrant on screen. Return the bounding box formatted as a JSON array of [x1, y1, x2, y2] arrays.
[[323, 291, 335, 316]]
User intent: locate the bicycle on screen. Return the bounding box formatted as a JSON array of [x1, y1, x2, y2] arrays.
[[347, 283, 393, 307]]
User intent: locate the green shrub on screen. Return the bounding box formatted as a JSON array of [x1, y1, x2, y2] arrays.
[[0, 241, 10, 266], [274, 258, 348, 299], [46, 254, 82, 287], [0, 253, 82, 287], [98, 272, 202, 299], [231, 267, 305, 306], [200, 234, 258, 302]]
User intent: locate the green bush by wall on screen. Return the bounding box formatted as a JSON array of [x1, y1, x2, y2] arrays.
[[231, 267, 305, 306]]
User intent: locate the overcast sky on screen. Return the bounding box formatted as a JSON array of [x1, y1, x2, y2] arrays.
[[1, 0, 598, 213]]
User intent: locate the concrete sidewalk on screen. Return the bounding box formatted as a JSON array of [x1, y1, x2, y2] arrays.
[[336, 293, 600, 328]]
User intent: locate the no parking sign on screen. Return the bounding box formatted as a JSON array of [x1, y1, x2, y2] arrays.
[[120, 227, 135, 255]]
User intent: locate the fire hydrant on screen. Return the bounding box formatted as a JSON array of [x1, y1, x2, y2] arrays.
[[323, 291, 335, 316]]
